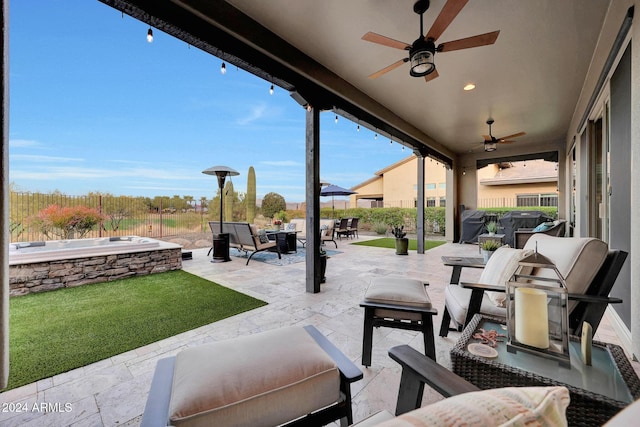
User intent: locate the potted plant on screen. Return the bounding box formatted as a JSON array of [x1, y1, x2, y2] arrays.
[[486, 221, 498, 236], [392, 225, 409, 255], [481, 239, 502, 263]]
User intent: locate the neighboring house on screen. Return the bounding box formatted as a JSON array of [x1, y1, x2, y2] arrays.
[[477, 160, 558, 208], [351, 156, 557, 209]]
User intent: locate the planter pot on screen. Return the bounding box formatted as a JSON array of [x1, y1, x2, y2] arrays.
[[273, 224, 281, 231], [482, 249, 495, 263], [395, 238, 409, 255]]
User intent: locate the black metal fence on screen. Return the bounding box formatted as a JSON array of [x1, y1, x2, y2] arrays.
[[10, 192, 210, 242]]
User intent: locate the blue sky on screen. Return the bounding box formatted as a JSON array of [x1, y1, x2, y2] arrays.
[[8, 0, 409, 203]]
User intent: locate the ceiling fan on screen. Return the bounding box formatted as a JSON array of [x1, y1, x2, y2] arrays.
[[483, 119, 526, 152], [362, 0, 499, 82]]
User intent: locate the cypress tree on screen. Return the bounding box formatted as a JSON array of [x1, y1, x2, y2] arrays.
[[246, 166, 256, 223], [224, 180, 234, 221]]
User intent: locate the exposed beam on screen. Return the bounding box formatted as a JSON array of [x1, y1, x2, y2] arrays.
[[97, 0, 453, 167]]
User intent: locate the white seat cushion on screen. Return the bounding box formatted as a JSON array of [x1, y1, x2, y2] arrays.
[[478, 247, 534, 307], [445, 284, 506, 326], [169, 326, 340, 427], [365, 278, 431, 322]]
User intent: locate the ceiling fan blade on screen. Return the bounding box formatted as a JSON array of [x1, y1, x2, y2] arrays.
[[499, 140, 515, 144], [424, 69, 439, 82], [362, 32, 411, 50], [368, 58, 408, 79], [438, 30, 500, 52], [426, 0, 469, 41], [499, 131, 526, 141], [482, 134, 492, 142]]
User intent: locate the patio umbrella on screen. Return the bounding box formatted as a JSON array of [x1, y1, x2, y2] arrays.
[[320, 184, 357, 218]]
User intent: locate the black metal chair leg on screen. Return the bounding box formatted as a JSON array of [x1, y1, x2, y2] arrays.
[[362, 307, 374, 366]]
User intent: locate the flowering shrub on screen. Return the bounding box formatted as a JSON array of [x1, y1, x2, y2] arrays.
[[273, 219, 283, 226], [29, 205, 104, 239]]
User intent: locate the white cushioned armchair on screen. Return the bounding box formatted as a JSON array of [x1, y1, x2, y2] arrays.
[[439, 234, 627, 337]]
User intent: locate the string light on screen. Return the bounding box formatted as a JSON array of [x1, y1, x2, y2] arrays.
[[335, 115, 338, 123], [390, 139, 393, 145], [357, 125, 360, 132], [269, 84, 274, 95], [374, 133, 378, 140], [402, 146, 405, 151], [146, 27, 153, 43], [462, 168, 466, 176], [221, 62, 227, 74]]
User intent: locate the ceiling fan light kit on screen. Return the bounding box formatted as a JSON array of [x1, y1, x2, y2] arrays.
[[409, 38, 436, 76]]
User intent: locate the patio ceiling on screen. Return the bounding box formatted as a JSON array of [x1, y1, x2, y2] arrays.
[[99, 0, 611, 164]]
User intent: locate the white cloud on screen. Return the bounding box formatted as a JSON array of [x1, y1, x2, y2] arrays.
[[236, 103, 267, 125], [260, 160, 302, 167], [11, 154, 84, 162], [9, 139, 41, 148]]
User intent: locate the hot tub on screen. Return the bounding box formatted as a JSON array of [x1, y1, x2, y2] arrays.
[[9, 236, 183, 296], [9, 236, 173, 264]]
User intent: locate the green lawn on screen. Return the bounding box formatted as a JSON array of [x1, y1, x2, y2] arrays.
[[5, 270, 266, 391], [352, 238, 447, 251]]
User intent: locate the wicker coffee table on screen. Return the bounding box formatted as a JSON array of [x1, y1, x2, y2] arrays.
[[451, 315, 640, 427]]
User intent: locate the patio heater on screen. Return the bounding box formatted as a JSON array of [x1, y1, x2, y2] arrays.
[[202, 166, 239, 263]]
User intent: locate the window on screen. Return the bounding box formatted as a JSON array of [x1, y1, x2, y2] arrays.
[[426, 197, 436, 207], [516, 194, 558, 207], [516, 194, 538, 207], [439, 197, 446, 207], [439, 182, 446, 189], [425, 183, 436, 190]]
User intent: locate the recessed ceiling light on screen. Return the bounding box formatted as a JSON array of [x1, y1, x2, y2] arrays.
[[463, 83, 476, 91]]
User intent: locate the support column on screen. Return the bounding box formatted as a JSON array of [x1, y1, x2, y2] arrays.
[[1, 0, 8, 388], [414, 148, 427, 254], [305, 105, 321, 293]]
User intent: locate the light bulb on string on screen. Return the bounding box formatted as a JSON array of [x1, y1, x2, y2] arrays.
[[335, 115, 338, 124], [146, 28, 153, 43], [221, 62, 227, 74], [357, 125, 360, 132], [374, 133, 378, 140], [269, 84, 274, 95]]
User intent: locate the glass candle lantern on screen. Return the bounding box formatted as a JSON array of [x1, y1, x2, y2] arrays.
[[506, 250, 570, 367]]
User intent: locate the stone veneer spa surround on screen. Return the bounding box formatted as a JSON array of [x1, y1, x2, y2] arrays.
[[8, 237, 182, 296]]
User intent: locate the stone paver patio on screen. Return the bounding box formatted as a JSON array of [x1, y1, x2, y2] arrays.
[[0, 235, 633, 426]]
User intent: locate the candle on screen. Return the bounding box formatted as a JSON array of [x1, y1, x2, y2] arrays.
[[515, 288, 549, 349]]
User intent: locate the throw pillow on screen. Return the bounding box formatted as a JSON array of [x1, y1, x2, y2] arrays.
[[533, 222, 554, 232], [375, 386, 570, 427], [257, 229, 269, 244], [286, 222, 297, 231]]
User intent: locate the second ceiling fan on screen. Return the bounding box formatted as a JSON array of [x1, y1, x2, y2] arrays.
[[362, 0, 499, 82], [482, 119, 526, 152]]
